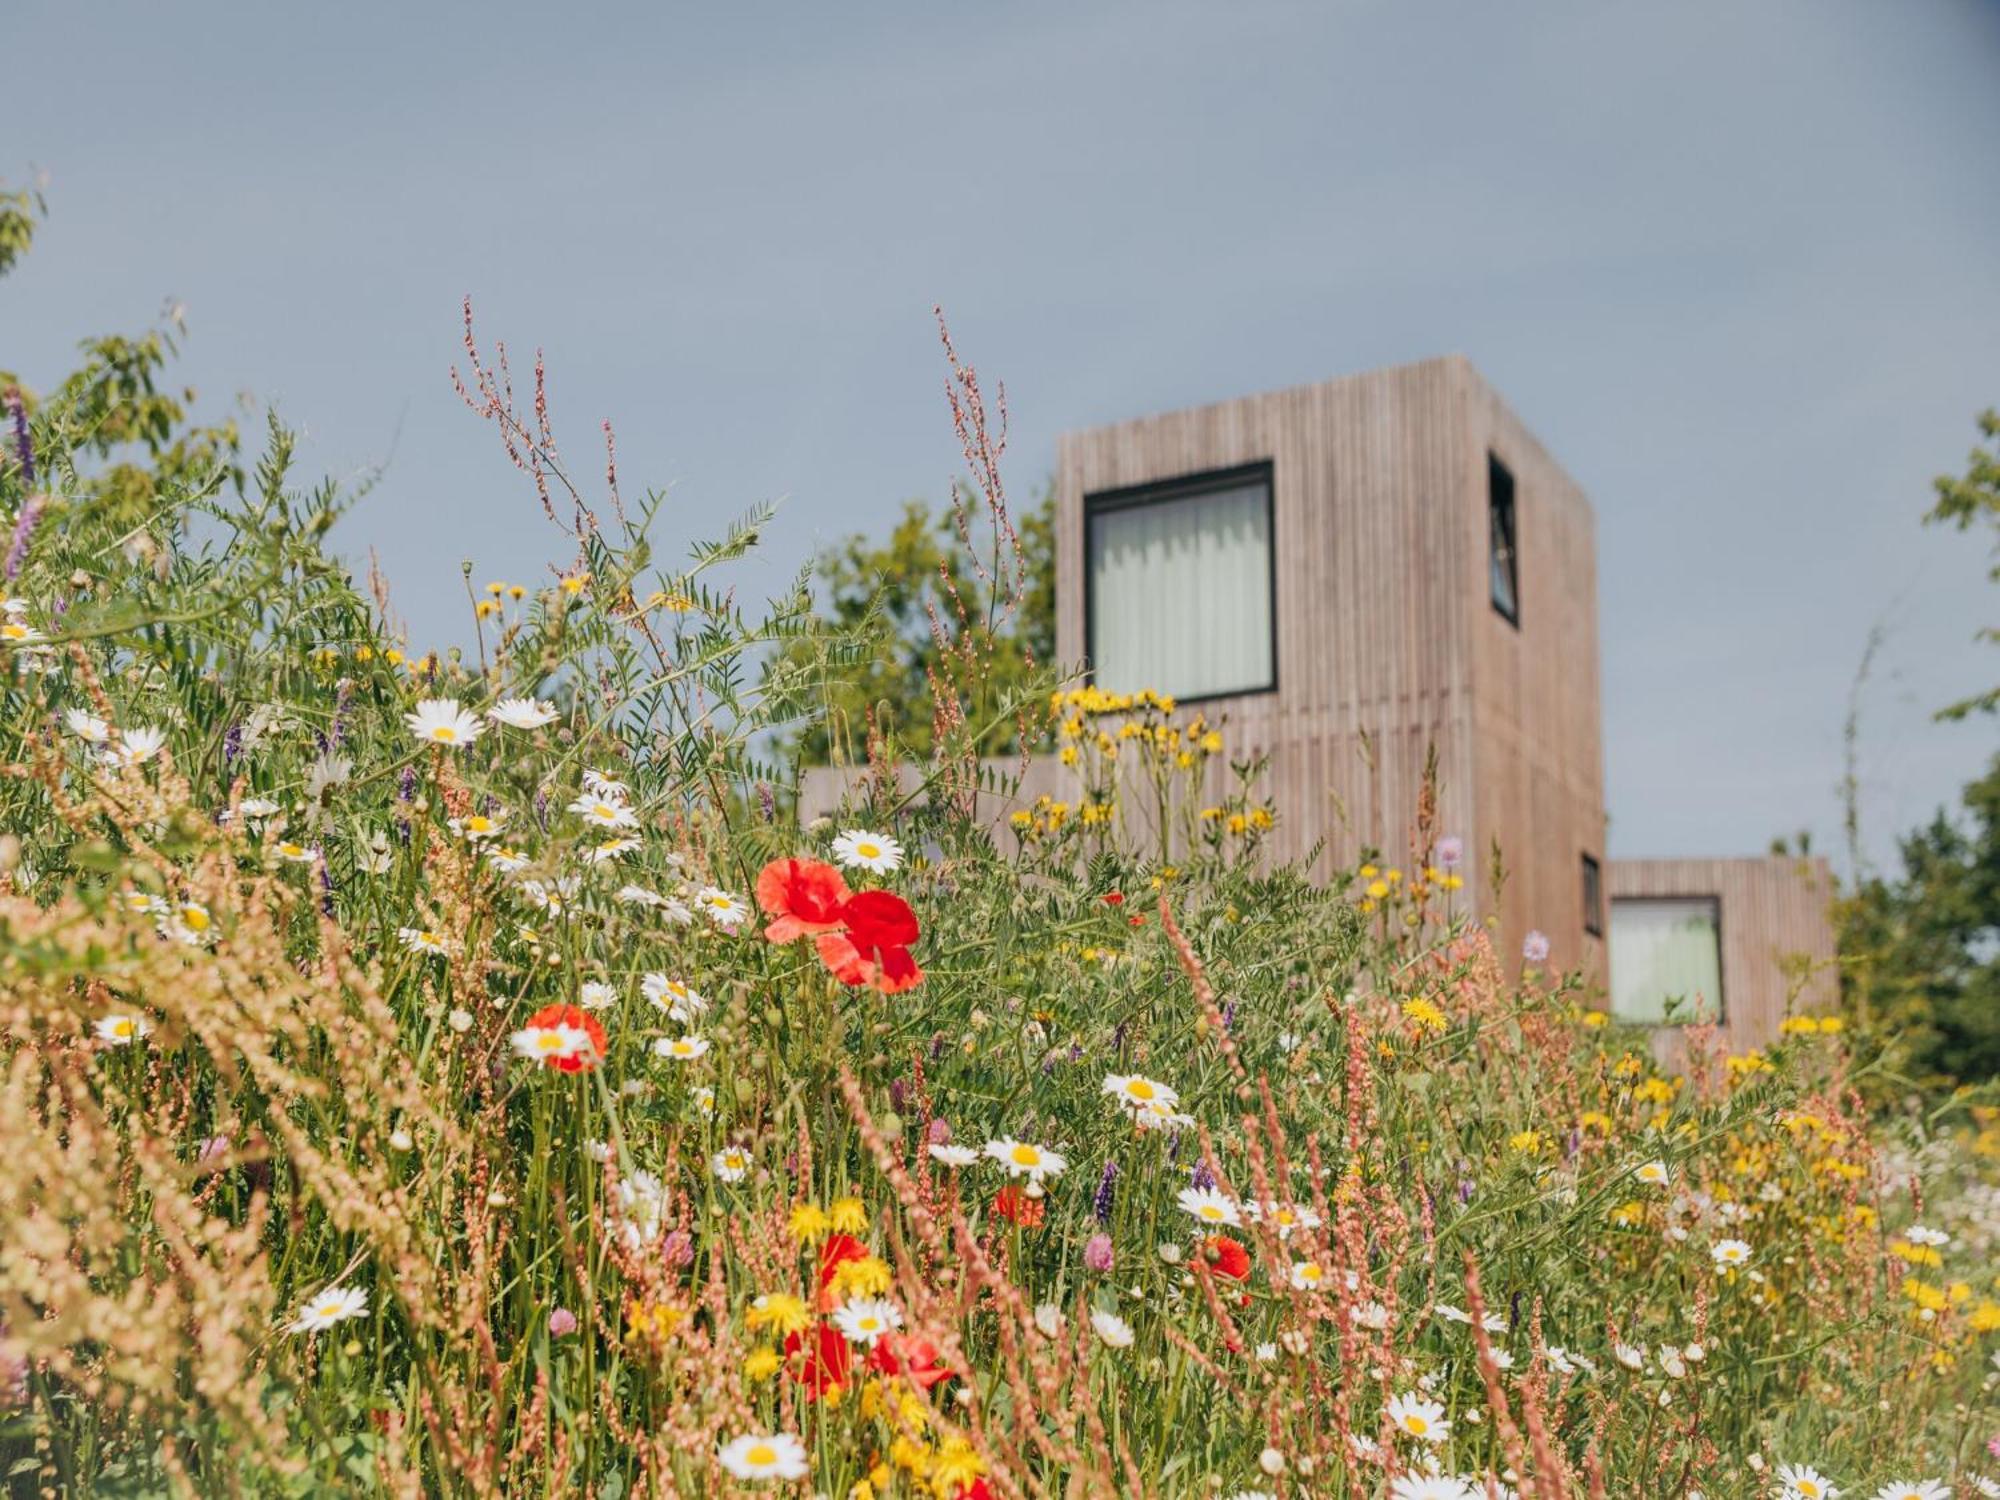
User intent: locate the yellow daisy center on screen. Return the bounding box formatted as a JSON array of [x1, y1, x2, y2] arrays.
[[181, 907, 210, 931], [1010, 1145, 1040, 1167], [536, 1033, 564, 1052], [1127, 1079, 1155, 1100], [1405, 1415, 1428, 1435], [856, 842, 880, 858], [1199, 1205, 1223, 1220], [744, 1444, 777, 1469], [112, 1020, 133, 1037], [431, 726, 456, 742]]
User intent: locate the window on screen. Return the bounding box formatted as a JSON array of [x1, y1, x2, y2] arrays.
[[1609, 897, 1723, 1026], [1488, 453, 1518, 625], [1581, 852, 1603, 936], [1085, 463, 1275, 701]]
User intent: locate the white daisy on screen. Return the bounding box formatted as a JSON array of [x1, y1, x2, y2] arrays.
[[831, 1297, 903, 1346], [653, 1035, 710, 1062], [831, 828, 904, 873], [928, 1143, 979, 1168], [486, 846, 532, 874], [642, 974, 708, 1023], [487, 697, 558, 729], [578, 981, 617, 1011], [405, 698, 486, 749], [511, 1022, 591, 1063], [1635, 1159, 1672, 1187], [274, 840, 319, 864], [520, 876, 581, 914], [1869, 1481, 1947, 1500], [160, 900, 216, 946], [1245, 1200, 1322, 1238], [1176, 1186, 1242, 1227], [1102, 1073, 1179, 1111], [1905, 1224, 1949, 1248], [64, 709, 110, 743], [102, 726, 167, 767], [236, 796, 282, 821], [1090, 1309, 1134, 1348], [570, 793, 639, 830], [1386, 1391, 1451, 1444], [581, 768, 630, 801], [95, 1014, 151, 1047], [287, 1284, 369, 1334], [1711, 1239, 1752, 1270], [711, 1146, 750, 1182], [586, 836, 640, 864], [984, 1137, 1067, 1181], [449, 811, 506, 842], [716, 1432, 808, 1483], [0, 620, 45, 644], [1775, 1464, 1838, 1500], [696, 886, 749, 928], [399, 926, 452, 956], [615, 883, 664, 907]]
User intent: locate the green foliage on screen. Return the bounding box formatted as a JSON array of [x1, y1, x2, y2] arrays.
[[1839, 751, 2000, 1085], [775, 488, 1054, 765], [1927, 407, 2000, 721]]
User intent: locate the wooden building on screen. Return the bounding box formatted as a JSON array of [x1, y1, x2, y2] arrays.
[[1604, 856, 1838, 1050], [802, 356, 1838, 1046], [1052, 354, 1606, 973]]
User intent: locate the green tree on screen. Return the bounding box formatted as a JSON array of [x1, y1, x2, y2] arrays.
[[1927, 407, 2000, 720], [779, 486, 1054, 765], [1838, 752, 2000, 1084], [1836, 411, 2000, 1085]]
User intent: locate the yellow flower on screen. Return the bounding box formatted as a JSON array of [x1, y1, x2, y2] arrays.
[[626, 1298, 684, 1342], [828, 1196, 867, 1234], [789, 1203, 832, 1245], [1609, 1200, 1646, 1226], [743, 1346, 782, 1380], [1890, 1239, 1942, 1268], [1817, 1015, 1844, 1034], [1578, 1110, 1613, 1133], [828, 1256, 895, 1301], [929, 1438, 987, 1498], [746, 1293, 812, 1336], [1366, 879, 1389, 900], [1967, 1300, 2000, 1332], [1779, 1015, 1820, 1036], [1508, 1129, 1543, 1155], [1579, 1010, 1609, 1028], [1401, 997, 1447, 1035], [560, 573, 590, 596]]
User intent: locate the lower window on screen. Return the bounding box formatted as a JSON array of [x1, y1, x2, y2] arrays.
[[1609, 897, 1722, 1026]]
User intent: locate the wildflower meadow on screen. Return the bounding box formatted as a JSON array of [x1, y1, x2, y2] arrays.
[[0, 307, 1997, 1500]]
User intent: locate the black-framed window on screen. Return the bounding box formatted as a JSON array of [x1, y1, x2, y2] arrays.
[[1581, 852, 1603, 937], [1489, 453, 1519, 626], [1084, 462, 1276, 703], [1609, 895, 1724, 1026]]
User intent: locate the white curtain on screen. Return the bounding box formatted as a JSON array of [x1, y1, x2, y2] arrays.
[[1088, 481, 1272, 699], [1609, 898, 1722, 1025]]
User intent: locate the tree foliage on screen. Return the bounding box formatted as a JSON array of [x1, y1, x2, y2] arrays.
[[1928, 407, 2000, 721], [777, 487, 1054, 766]]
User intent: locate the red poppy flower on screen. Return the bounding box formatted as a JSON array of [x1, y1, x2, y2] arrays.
[[520, 1002, 607, 1073], [991, 1185, 1046, 1228], [955, 1482, 994, 1500], [784, 1320, 852, 1399], [1201, 1235, 1251, 1281], [1103, 891, 1125, 906], [755, 858, 851, 944], [813, 888, 923, 993], [815, 1232, 868, 1308], [866, 1332, 953, 1391]]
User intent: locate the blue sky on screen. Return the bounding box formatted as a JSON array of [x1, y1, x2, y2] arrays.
[[7, 0, 1998, 871]]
